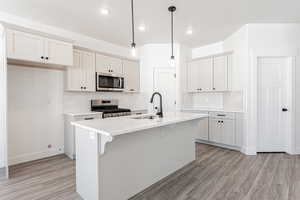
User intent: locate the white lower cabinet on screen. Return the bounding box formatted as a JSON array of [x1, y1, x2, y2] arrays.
[[209, 118, 222, 143], [222, 119, 235, 146], [64, 113, 102, 160], [195, 111, 240, 148], [209, 112, 236, 146], [197, 118, 209, 140]]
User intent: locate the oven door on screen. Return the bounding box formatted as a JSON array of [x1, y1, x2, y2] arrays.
[[96, 73, 124, 91]]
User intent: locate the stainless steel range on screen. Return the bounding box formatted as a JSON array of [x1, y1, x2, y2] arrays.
[[91, 99, 131, 118]]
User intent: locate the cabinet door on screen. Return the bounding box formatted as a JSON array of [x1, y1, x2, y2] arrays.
[[45, 39, 73, 66], [65, 50, 83, 91], [221, 119, 235, 146], [81, 51, 96, 92], [198, 58, 213, 91], [187, 61, 201, 92], [209, 119, 221, 143], [197, 118, 209, 140], [7, 30, 44, 63], [109, 57, 123, 75], [123, 60, 140, 92], [213, 55, 228, 91], [95, 54, 111, 73]]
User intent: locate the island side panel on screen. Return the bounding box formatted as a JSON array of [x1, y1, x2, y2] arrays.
[[75, 127, 100, 200], [99, 119, 199, 200]]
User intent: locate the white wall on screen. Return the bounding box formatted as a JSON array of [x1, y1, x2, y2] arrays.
[[0, 24, 7, 169], [7, 65, 64, 165], [139, 44, 179, 111], [246, 24, 300, 154], [219, 23, 300, 155], [192, 42, 223, 59], [177, 45, 193, 109], [223, 25, 249, 91]]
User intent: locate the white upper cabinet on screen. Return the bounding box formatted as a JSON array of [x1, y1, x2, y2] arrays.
[[81, 51, 96, 92], [188, 61, 201, 92], [198, 58, 213, 91], [6, 29, 73, 67], [66, 49, 95, 92], [109, 57, 123, 75], [6, 29, 44, 63], [45, 39, 73, 66], [123, 60, 140, 92], [188, 58, 213, 92], [66, 50, 83, 91], [187, 53, 232, 93], [213, 55, 228, 91], [96, 54, 123, 75]]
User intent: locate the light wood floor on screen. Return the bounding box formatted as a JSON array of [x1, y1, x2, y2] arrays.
[[1, 144, 300, 200]]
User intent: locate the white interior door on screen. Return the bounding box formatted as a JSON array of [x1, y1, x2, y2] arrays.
[[258, 57, 292, 152], [153, 68, 176, 112]]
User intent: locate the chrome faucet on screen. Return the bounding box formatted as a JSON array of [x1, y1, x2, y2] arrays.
[[150, 92, 163, 118]]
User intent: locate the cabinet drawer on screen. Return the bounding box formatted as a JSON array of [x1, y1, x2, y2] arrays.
[[209, 112, 235, 120], [74, 114, 102, 121]]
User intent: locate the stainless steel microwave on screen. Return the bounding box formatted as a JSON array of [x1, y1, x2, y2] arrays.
[[96, 72, 124, 92]]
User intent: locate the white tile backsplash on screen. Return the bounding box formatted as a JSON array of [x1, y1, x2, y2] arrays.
[[63, 91, 148, 113], [192, 93, 224, 110]]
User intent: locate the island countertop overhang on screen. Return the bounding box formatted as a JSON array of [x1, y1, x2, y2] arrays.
[[71, 112, 208, 138]]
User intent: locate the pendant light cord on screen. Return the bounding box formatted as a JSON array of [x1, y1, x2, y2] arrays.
[[171, 11, 174, 58], [131, 0, 135, 46]]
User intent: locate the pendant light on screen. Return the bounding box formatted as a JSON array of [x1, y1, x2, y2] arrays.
[[168, 6, 176, 67], [130, 0, 136, 57]]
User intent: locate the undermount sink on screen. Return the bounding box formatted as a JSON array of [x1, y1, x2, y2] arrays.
[[132, 115, 158, 120]]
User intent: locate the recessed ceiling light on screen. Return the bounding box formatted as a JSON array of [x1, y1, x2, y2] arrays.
[[100, 8, 109, 15], [186, 29, 193, 35], [138, 24, 146, 32]]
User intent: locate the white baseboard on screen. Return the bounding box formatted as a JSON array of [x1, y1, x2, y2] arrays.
[[196, 139, 241, 152], [295, 147, 300, 155], [241, 146, 257, 155], [8, 148, 64, 166], [0, 167, 6, 178]]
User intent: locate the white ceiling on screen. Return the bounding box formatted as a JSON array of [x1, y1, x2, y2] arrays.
[[1, 0, 300, 48]]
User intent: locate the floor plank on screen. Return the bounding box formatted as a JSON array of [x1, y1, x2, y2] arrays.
[[1, 144, 300, 200]]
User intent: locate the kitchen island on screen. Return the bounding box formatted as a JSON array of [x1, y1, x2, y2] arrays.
[[72, 112, 208, 200]]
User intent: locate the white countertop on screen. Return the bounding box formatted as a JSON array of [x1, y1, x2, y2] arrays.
[[71, 112, 208, 138], [64, 112, 102, 117], [182, 108, 244, 113]]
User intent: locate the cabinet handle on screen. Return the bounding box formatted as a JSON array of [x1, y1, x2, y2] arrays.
[[130, 89, 135, 91], [41, 56, 44, 59], [84, 117, 94, 120], [45, 57, 49, 60], [80, 86, 83, 89], [217, 114, 226, 117], [213, 88, 216, 90], [83, 87, 87, 90]]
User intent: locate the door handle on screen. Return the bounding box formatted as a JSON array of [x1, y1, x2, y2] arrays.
[[282, 108, 288, 112]]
